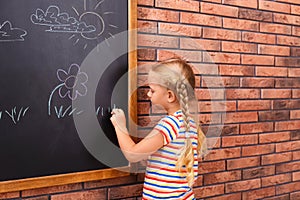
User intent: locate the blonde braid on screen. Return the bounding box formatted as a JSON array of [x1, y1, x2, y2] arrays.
[[175, 80, 195, 188]]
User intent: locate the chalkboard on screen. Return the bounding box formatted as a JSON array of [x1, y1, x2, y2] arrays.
[[0, 0, 135, 182]]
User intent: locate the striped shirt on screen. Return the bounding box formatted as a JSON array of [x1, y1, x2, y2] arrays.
[[142, 110, 198, 200]]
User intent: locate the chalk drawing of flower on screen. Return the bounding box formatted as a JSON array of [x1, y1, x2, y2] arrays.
[[48, 63, 88, 115], [57, 64, 88, 100]]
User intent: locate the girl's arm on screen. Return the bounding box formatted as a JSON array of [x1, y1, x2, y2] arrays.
[[110, 109, 164, 163]]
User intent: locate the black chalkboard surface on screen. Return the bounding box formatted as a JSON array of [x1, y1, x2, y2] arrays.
[[0, 0, 131, 182]]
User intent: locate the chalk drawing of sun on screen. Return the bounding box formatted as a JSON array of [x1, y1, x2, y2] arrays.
[[70, 0, 117, 49]]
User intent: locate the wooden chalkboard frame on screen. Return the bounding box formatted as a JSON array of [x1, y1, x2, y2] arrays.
[[0, 0, 137, 193]]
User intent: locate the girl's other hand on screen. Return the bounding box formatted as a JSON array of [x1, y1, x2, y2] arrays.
[[110, 108, 127, 131]]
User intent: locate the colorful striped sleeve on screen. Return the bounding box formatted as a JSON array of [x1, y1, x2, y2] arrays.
[[154, 116, 180, 145]]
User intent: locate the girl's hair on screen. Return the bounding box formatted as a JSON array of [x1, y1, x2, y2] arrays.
[[148, 58, 207, 187]]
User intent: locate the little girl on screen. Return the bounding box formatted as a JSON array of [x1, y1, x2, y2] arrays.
[[110, 58, 206, 199]]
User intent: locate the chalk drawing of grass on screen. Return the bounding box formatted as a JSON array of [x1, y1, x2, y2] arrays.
[[54, 105, 83, 119], [5, 106, 29, 124]]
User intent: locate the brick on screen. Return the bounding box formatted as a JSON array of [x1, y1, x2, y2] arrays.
[[203, 27, 241, 41], [157, 49, 202, 62], [223, 18, 259, 31], [22, 183, 82, 197], [242, 187, 276, 200], [291, 47, 300, 56], [241, 77, 274, 88], [226, 89, 260, 99], [273, 100, 300, 110], [260, 22, 292, 35], [204, 170, 241, 185], [275, 120, 300, 131], [199, 113, 222, 124], [137, 61, 155, 73], [289, 68, 300, 77], [159, 23, 201, 37], [242, 32, 275, 44], [275, 78, 300, 88], [242, 55, 274, 65], [180, 12, 222, 27], [227, 156, 260, 170], [204, 52, 240, 64], [138, 34, 178, 48], [225, 179, 261, 193], [292, 26, 300, 37], [194, 63, 219, 75], [256, 66, 288, 77], [137, 102, 151, 115], [0, 191, 20, 199], [222, 135, 258, 147], [137, 0, 154, 6], [261, 89, 291, 99], [258, 45, 290, 56], [259, 0, 290, 13], [24, 197, 49, 200], [293, 171, 300, 181], [222, 41, 257, 53], [194, 184, 224, 198], [180, 38, 220, 51], [276, 57, 300, 67], [291, 110, 300, 119], [242, 144, 275, 156], [223, 111, 258, 123], [243, 165, 275, 179], [276, 140, 300, 152], [274, 13, 300, 26], [202, 76, 239, 88], [138, 21, 157, 33], [259, 131, 290, 144], [276, 161, 300, 173], [219, 65, 254, 76], [220, 124, 239, 135], [201, 2, 238, 17], [51, 189, 106, 200], [291, 5, 300, 15], [239, 8, 272, 22], [293, 150, 300, 160], [84, 175, 137, 189], [195, 88, 224, 100], [222, 0, 258, 9], [238, 100, 271, 111], [199, 101, 236, 112], [263, 194, 290, 200], [262, 174, 292, 187], [262, 152, 292, 165], [293, 89, 300, 98], [198, 160, 225, 173], [108, 184, 143, 199], [240, 122, 273, 134], [291, 130, 300, 140], [276, 182, 300, 195], [291, 191, 300, 200], [276, 0, 300, 5], [259, 110, 290, 121], [206, 193, 241, 200], [277, 35, 300, 46], [156, 0, 200, 12], [137, 7, 179, 22], [204, 147, 241, 161], [137, 49, 156, 61]]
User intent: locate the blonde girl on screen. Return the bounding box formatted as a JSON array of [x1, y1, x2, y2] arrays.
[[110, 58, 206, 199]]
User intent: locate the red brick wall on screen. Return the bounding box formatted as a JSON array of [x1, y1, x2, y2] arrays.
[[1, 0, 300, 199]]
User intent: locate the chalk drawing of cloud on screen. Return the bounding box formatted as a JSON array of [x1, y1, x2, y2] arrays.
[[0, 21, 27, 42], [31, 5, 96, 33]]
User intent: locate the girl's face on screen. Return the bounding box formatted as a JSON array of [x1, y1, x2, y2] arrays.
[[147, 84, 168, 106]]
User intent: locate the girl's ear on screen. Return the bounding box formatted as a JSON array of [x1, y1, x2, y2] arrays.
[[167, 90, 177, 103]]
